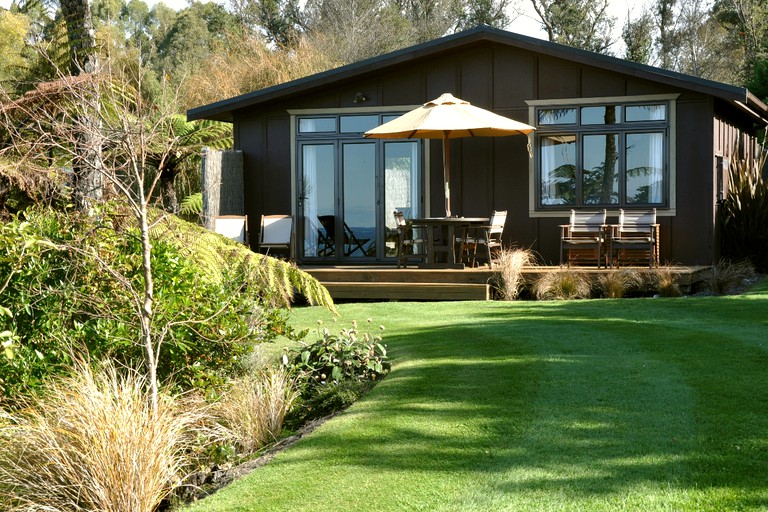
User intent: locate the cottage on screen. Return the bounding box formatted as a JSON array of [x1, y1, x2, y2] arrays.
[[188, 25, 768, 267]]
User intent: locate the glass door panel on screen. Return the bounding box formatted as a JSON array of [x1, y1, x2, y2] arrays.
[[384, 141, 421, 257], [342, 143, 376, 258], [301, 144, 335, 258]]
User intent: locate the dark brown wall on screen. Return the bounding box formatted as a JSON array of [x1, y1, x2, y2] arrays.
[[234, 41, 756, 265]]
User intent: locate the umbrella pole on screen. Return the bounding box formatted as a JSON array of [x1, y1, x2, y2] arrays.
[[443, 133, 451, 217]]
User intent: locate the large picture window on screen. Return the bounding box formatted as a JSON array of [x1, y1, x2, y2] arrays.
[[534, 101, 669, 209]]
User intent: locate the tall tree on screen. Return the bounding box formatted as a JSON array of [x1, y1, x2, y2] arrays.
[[59, 0, 103, 209], [453, 0, 511, 31], [654, 0, 679, 70], [623, 8, 654, 64], [528, 0, 616, 54]]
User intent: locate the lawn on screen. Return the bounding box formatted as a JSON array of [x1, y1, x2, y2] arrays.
[[186, 282, 768, 511]]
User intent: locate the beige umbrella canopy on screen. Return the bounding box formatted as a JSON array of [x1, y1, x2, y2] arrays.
[[364, 92, 535, 217]]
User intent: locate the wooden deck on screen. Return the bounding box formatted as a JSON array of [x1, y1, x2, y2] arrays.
[[301, 265, 710, 301]]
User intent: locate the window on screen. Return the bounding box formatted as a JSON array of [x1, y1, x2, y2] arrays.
[[534, 101, 669, 209]]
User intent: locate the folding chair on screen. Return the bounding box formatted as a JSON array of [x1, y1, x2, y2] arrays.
[[462, 210, 507, 268], [213, 215, 248, 244], [258, 214, 293, 259], [317, 215, 371, 257]]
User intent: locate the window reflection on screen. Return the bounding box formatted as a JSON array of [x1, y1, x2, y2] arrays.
[[540, 135, 577, 205]]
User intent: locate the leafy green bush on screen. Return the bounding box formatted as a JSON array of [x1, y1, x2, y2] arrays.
[[0, 204, 330, 404], [282, 320, 389, 426], [719, 152, 768, 272]]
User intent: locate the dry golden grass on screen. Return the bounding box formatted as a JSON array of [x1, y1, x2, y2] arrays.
[[491, 247, 536, 300], [0, 362, 206, 512], [596, 269, 643, 298], [533, 269, 591, 300], [212, 367, 298, 455]]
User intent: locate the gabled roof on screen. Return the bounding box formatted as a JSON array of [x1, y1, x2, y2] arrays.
[[187, 25, 768, 124]]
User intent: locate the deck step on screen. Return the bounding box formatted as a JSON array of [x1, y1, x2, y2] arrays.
[[321, 281, 490, 301]]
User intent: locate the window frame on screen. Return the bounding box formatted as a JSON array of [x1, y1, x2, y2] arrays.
[[526, 94, 679, 217]]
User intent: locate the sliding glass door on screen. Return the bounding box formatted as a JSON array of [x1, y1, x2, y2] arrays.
[[298, 136, 421, 263]]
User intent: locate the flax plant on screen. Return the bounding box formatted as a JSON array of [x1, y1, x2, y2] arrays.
[[0, 361, 206, 512]]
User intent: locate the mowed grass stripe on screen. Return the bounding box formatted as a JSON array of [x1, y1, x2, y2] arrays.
[[186, 288, 768, 511]]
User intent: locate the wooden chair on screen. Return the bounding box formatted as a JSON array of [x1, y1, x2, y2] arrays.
[[560, 209, 608, 268], [462, 210, 507, 268], [393, 210, 426, 268], [258, 214, 293, 259], [213, 215, 248, 244], [610, 208, 659, 267]]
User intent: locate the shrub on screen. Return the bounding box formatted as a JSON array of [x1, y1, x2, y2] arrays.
[[596, 269, 643, 298], [491, 247, 536, 300], [0, 361, 206, 512], [533, 270, 591, 300], [213, 367, 298, 455], [703, 259, 756, 295], [719, 151, 768, 272], [283, 320, 389, 426]]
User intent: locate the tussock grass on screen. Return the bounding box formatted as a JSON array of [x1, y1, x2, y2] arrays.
[[491, 248, 536, 300], [596, 269, 643, 298], [703, 259, 756, 295], [649, 266, 683, 297], [213, 367, 298, 455], [0, 362, 205, 512], [533, 269, 591, 299]]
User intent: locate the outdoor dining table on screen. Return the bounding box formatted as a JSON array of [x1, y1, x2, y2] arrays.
[[410, 217, 490, 269]]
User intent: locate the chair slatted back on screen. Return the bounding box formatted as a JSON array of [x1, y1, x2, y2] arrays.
[[489, 210, 507, 237], [618, 209, 657, 235], [569, 209, 607, 233]]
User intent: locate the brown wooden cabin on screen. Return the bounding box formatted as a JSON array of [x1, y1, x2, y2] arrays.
[[188, 25, 768, 268]]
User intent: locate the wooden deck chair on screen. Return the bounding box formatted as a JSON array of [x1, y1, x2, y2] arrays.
[[560, 209, 608, 267], [393, 210, 426, 268], [213, 215, 248, 244], [463, 210, 507, 268], [258, 214, 293, 259], [610, 208, 659, 267]]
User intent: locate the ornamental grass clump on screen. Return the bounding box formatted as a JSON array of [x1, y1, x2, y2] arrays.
[[491, 247, 536, 300], [703, 259, 756, 295], [213, 367, 299, 455], [0, 362, 206, 512], [533, 270, 591, 300], [596, 269, 643, 298], [651, 266, 683, 297]]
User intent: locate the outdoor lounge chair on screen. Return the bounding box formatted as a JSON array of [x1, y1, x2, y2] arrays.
[[317, 215, 371, 257], [560, 209, 608, 268], [393, 210, 426, 268], [461, 210, 507, 268], [610, 208, 659, 267], [213, 215, 248, 244], [258, 214, 293, 259]]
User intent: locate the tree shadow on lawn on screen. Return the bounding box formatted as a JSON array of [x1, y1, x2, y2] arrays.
[[273, 299, 768, 506]]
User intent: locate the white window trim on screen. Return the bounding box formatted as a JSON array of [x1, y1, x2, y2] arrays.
[[525, 94, 679, 218]]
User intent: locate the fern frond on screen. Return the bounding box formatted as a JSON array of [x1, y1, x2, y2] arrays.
[[179, 193, 202, 215], [148, 211, 335, 312]]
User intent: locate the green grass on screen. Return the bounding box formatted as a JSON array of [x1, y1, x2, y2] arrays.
[[186, 281, 768, 511]]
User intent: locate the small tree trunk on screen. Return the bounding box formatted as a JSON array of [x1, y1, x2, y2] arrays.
[[138, 202, 158, 414], [160, 165, 179, 214]]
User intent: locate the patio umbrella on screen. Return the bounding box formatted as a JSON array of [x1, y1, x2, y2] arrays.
[[364, 92, 535, 217]]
